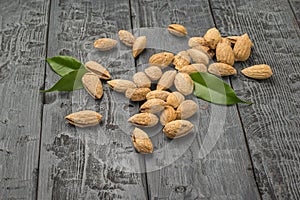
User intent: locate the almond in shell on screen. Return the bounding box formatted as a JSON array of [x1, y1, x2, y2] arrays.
[[174, 72, 194, 95], [187, 49, 209, 65], [84, 61, 111, 80], [233, 33, 253, 61], [133, 72, 151, 88], [166, 91, 185, 108], [176, 100, 199, 119], [132, 36, 147, 58], [146, 90, 170, 101], [149, 52, 174, 68], [157, 70, 177, 90], [178, 64, 207, 74], [144, 66, 163, 81], [203, 27, 222, 49], [132, 128, 153, 153], [163, 120, 194, 139], [208, 63, 237, 76], [82, 73, 103, 99], [173, 51, 191, 70], [216, 42, 235, 66], [160, 106, 177, 126], [65, 110, 102, 128], [107, 79, 136, 93], [241, 64, 273, 79], [128, 113, 158, 127], [118, 30, 135, 47], [188, 37, 208, 48], [125, 88, 151, 101], [140, 99, 167, 113], [94, 38, 118, 51], [168, 24, 188, 37]]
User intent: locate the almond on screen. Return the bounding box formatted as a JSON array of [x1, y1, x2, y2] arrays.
[[173, 51, 191, 70], [166, 91, 185, 108], [140, 99, 167, 113], [133, 72, 151, 88], [233, 33, 253, 61], [84, 61, 111, 80], [226, 36, 240, 45], [168, 24, 188, 37], [128, 113, 158, 127], [125, 88, 151, 101], [157, 70, 177, 90], [65, 110, 102, 128], [107, 79, 136, 93], [82, 73, 103, 99], [132, 128, 153, 153], [94, 38, 117, 51], [144, 66, 163, 81], [146, 90, 170, 101], [118, 30, 135, 47], [160, 106, 177, 126], [188, 37, 208, 48], [187, 49, 209, 65], [149, 52, 174, 68], [203, 28, 221, 49], [174, 72, 194, 95], [132, 36, 147, 58], [163, 120, 194, 139], [178, 64, 207, 74], [208, 63, 237, 76], [241, 64, 273, 79], [176, 100, 199, 119], [216, 42, 235, 66]]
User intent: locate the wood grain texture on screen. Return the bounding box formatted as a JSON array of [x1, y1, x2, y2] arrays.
[[210, 0, 300, 199], [37, 0, 147, 199], [130, 0, 260, 199], [0, 0, 49, 199], [288, 0, 300, 25]]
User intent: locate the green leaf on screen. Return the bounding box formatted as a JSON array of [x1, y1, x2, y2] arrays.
[[190, 72, 252, 105], [41, 67, 88, 92], [46, 56, 82, 77]]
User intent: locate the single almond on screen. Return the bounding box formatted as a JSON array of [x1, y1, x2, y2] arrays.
[[118, 30, 135, 47], [208, 63, 237, 76], [163, 120, 194, 139], [166, 91, 185, 108], [160, 106, 177, 126], [233, 33, 253, 61], [107, 79, 136, 93], [140, 99, 167, 113], [157, 70, 177, 90], [132, 36, 147, 58], [174, 73, 194, 95], [203, 27, 222, 49], [176, 100, 199, 119], [241, 64, 273, 79], [125, 88, 151, 101], [128, 113, 158, 127], [94, 38, 118, 51], [167, 24, 188, 37], [216, 42, 235, 66], [187, 49, 209, 65], [84, 61, 111, 80], [132, 128, 153, 153], [173, 51, 191, 70], [82, 73, 103, 99], [149, 52, 174, 68], [188, 37, 208, 48], [178, 64, 207, 74], [146, 90, 170, 101], [144, 66, 163, 81], [133, 72, 151, 88], [65, 110, 102, 128]]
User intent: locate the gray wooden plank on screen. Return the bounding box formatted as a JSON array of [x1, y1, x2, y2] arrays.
[[210, 0, 300, 199], [130, 0, 260, 199], [37, 0, 147, 199], [0, 0, 49, 199], [288, 0, 300, 26]]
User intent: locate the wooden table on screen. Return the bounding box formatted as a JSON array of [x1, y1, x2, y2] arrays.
[[0, 0, 299, 199]]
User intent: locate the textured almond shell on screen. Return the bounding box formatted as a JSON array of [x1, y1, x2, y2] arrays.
[[107, 79, 136, 93], [65, 110, 102, 128], [149, 52, 174, 68], [125, 88, 151, 101], [233, 34, 252, 61], [178, 64, 207, 74], [226, 36, 240, 44], [208, 63, 237, 76], [216, 42, 235, 66], [174, 73, 194, 95], [187, 49, 209, 65], [140, 99, 167, 113], [160, 106, 177, 126], [82, 73, 103, 99], [132, 36, 147, 58], [176, 100, 199, 119], [146, 90, 170, 101], [203, 27, 222, 49], [144, 66, 163, 81], [241, 64, 273, 79], [168, 24, 188, 37], [188, 37, 208, 48], [157, 70, 177, 90], [118, 30, 135, 47], [132, 128, 153, 153], [166, 91, 185, 108], [133, 72, 151, 88], [84, 61, 111, 80], [128, 113, 158, 127], [173, 51, 191, 70], [163, 120, 194, 139], [94, 38, 118, 51]]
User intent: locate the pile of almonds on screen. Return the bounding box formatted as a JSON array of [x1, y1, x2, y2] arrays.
[[65, 24, 273, 154]]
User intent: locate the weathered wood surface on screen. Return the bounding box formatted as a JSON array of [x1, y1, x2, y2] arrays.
[[289, 0, 300, 25], [0, 0, 49, 199], [210, 0, 300, 199], [37, 0, 147, 199], [130, 0, 260, 199]]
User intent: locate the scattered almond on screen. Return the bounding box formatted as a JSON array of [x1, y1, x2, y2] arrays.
[[125, 88, 151, 101], [128, 113, 158, 127], [166, 91, 185, 108], [241, 64, 273, 79], [187, 49, 209, 65], [118, 30, 135, 47], [132, 128, 153, 153], [174, 72, 194, 95], [140, 99, 167, 113], [233, 33, 253, 61], [168, 24, 188, 37], [94, 38, 118, 51], [133, 36, 147, 58], [149, 52, 174, 68], [203, 28, 221, 49], [84, 61, 111, 80], [176, 100, 199, 119], [146, 90, 170, 101], [65, 110, 102, 128], [163, 120, 194, 139], [178, 64, 207, 74], [157, 70, 177, 90], [188, 37, 208, 48], [144, 66, 163, 81], [173, 51, 191, 70], [82, 73, 103, 99], [133, 72, 151, 88], [216, 42, 235, 66], [208, 63, 237, 76], [107, 79, 136, 93], [160, 106, 177, 126]]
